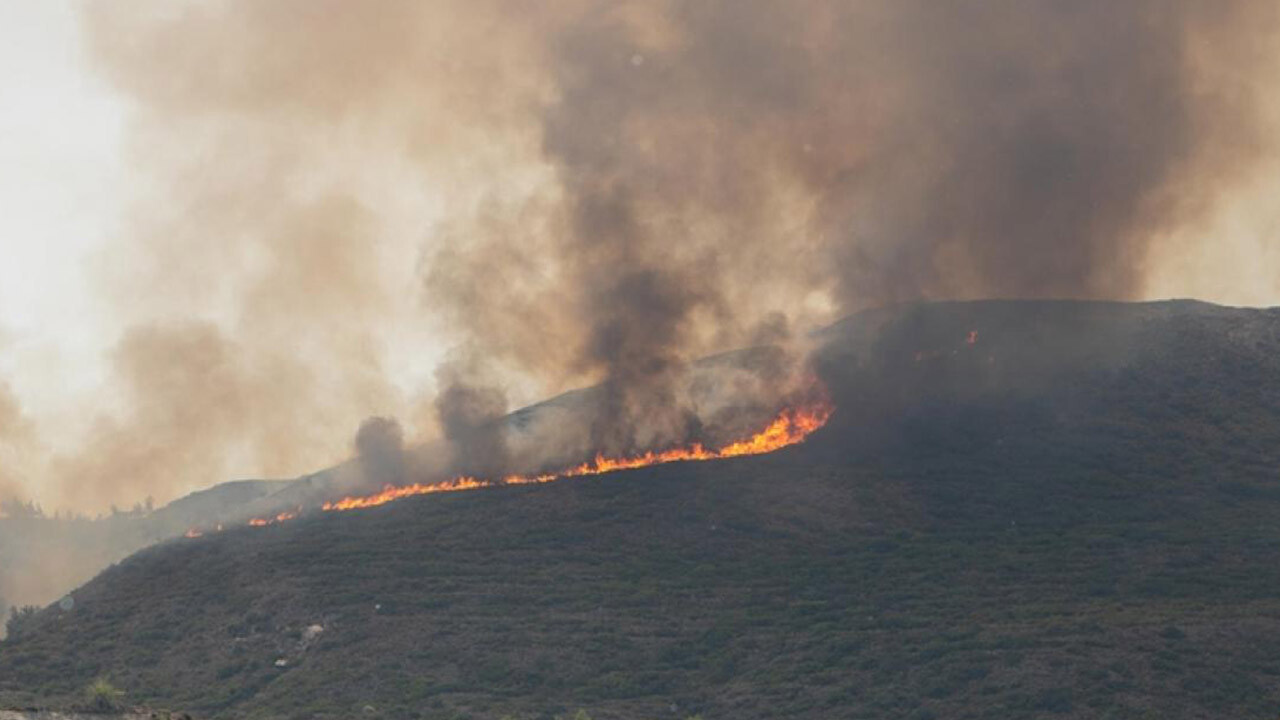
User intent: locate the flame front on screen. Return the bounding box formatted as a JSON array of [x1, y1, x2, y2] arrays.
[[321, 402, 833, 513], [321, 476, 488, 512], [183, 402, 833, 537], [248, 510, 299, 527]]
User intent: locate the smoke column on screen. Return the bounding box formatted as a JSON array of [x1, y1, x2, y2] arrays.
[[428, 0, 1278, 455]]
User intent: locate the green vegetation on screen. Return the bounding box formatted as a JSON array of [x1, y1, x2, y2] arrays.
[[0, 301, 1278, 719], [4, 606, 39, 642], [84, 677, 125, 712]]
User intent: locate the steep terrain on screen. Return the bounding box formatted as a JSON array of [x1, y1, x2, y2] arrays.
[[3, 300, 1280, 720]]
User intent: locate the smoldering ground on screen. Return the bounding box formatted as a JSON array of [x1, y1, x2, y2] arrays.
[[2, 0, 1279, 608]]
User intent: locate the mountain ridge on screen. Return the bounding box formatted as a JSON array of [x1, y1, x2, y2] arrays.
[[4, 299, 1280, 719]]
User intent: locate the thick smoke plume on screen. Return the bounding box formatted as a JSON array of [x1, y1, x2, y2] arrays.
[[354, 416, 407, 488], [7, 3, 1279, 514], [423, 0, 1278, 455], [432, 352, 511, 479]]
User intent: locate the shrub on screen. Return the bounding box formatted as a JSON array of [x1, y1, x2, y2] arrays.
[[85, 677, 126, 712], [4, 605, 39, 640]]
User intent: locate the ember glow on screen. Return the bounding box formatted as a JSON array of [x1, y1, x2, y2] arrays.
[[321, 403, 834, 513], [248, 510, 299, 527]]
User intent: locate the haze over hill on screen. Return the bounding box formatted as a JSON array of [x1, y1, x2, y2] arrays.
[[4, 299, 1280, 719]]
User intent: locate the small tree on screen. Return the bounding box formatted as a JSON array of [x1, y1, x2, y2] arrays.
[[85, 677, 125, 712], [5, 605, 39, 640]]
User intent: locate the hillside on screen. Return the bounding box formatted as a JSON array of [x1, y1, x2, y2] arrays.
[[0, 480, 295, 622], [0, 332, 806, 617], [3, 300, 1280, 719]]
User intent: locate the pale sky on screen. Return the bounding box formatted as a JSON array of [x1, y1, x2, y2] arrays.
[[0, 0, 124, 426]]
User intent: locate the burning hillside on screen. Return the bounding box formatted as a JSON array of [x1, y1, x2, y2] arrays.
[[321, 401, 832, 513], [8, 302, 1280, 720], [206, 398, 833, 528], [169, 347, 837, 532]]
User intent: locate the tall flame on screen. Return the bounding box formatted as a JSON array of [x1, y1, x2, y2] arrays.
[[321, 402, 833, 513]]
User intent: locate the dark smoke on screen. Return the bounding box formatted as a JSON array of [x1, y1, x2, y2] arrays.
[[59, 0, 1280, 494], [426, 0, 1275, 455], [433, 355, 510, 479], [67, 0, 1280, 489], [354, 416, 407, 488]]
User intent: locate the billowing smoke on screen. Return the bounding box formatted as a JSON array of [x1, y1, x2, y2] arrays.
[[10, 1, 1280, 509], [423, 0, 1279, 456], [432, 353, 511, 478], [354, 416, 407, 488]]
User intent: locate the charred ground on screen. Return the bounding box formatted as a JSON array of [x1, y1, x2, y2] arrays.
[[3, 300, 1280, 720]]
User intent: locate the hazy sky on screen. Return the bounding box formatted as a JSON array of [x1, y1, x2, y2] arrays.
[[0, 1, 452, 509], [0, 2, 446, 424], [1, 1, 1278, 512], [0, 0, 124, 423]]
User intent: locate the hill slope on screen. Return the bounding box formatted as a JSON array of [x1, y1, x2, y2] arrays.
[[3, 300, 1280, 720]]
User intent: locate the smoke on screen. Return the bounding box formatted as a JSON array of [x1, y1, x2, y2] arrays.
[[0, 382, 40, 510], [48, 312, 398, 512], [432, 353, 511, 478], [354, 416, 407, 488], [423, 0, 1280, 454], [5, 0, 1268, 512]]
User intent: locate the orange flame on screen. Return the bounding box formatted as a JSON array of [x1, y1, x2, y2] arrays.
[[247, 509, 299, 527], [321, 402, 833, 513], [321, 476, 488, 512]]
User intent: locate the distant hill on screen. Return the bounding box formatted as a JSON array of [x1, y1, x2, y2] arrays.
[[3, 299, 1280, 719], [0, 479, 292, 621], [150, 480, 294, 531]]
